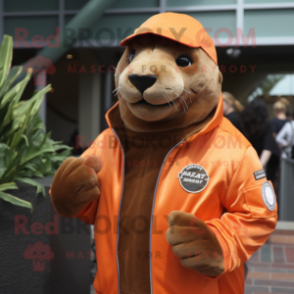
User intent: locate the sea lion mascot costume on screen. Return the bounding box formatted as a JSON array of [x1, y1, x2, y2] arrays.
[[50, 13, 277, 294]]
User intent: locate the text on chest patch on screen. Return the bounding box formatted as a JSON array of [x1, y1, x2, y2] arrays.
[[178, 164, 209, 193]]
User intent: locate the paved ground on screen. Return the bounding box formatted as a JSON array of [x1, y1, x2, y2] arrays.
[[245, 229, 294, 294]]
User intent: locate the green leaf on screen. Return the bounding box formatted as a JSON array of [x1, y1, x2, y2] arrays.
[[6, 70, 32, 105], [52, 144, 72, 151], [0, 144, 9, 179], [0, 143, 9, 151], [0, 191, 33, 212], [0, 66, 22, 100], [23, 163, 36, 172], [15, 177, 45, 196], [9, 131, 22, 149], [21, 135, 29, 147], [0, 120, 13, 141], [0, 148, 20, 183], [0, 182, 18, 191], [50, 156, 69, 162], [13, 99, 33, 119], [0, 35, 13, 89], [32, 170, 44, 178], [20, 145, 55, 166], [30, 84, 51, 115], [0, 102, 10, 128], [9, 103, 33, 149]]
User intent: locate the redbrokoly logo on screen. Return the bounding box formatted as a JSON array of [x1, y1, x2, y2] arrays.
[[23, 242, 54, 272], [24, 55, 56, 86]]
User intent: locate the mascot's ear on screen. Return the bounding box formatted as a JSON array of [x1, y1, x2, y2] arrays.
[[218, 71, 223, 84]]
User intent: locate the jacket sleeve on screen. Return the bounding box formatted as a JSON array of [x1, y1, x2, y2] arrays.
[[73, 135, 103, 225], [205, 146, 277, 275]]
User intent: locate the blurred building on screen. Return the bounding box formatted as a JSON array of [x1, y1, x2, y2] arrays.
[[0, 0, 294, 152]]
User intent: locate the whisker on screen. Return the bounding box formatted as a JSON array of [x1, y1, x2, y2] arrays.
[[170, 89, 189, 112], [112, 86, 122, 93], [163, 93, 179, 112], [161, 94, 173, 110], [179, 97, 188, 112], [117, 91, 125, 99], [174, 86, 191, 94], [114, 90, 122, 97], [154, 83, 179, 112], [174, 86, 192, 104], [182, 89, 192, 104], [113, 86, 125, 98]]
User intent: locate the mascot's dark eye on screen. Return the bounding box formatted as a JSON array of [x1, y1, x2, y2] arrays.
[[129, 49, 136, 62], [176, 55, 192, 67]]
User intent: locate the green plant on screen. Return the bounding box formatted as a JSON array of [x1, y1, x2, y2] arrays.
[[0, 35, 71, 211]]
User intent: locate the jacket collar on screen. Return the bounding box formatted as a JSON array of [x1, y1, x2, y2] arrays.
[[186, 92, 223, 142], [105, 93, 224, 140]]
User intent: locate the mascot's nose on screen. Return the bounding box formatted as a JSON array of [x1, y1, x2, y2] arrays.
[[128, 74, 157, 93]]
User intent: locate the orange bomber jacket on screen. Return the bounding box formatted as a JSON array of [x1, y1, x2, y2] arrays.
[[76, 95, 277, 294]]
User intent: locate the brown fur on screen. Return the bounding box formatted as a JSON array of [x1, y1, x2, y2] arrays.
[[50, 156, 101, 217]]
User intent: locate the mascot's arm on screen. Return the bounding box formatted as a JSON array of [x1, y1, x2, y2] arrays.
[[205, 146, 277, 276], [50, 136, 102, 223], [166, 146, 277, 278], [71, 144, 102, 225]]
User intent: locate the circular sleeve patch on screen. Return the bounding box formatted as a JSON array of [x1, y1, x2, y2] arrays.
[[261, 182, 276, 211]]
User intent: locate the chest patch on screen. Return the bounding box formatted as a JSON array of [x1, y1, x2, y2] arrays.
[[178, 164, 209, 193], [261, 182, 276, 211]]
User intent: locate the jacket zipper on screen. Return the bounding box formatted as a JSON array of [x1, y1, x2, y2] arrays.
[[113, 127, 184, 294], [149, 141, 184, 294], [112, 129, 125, 294]]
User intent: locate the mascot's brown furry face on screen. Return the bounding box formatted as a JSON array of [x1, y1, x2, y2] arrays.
[[116, 34, 222, 131], [50, 13, 277, 294]]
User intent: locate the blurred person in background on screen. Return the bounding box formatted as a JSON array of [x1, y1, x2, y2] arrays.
[[276, 110, 294, 159], [241, 98, 281, 170], [222, 92, 248, 137], [271, 98, 290, 137], [267, 98, 290, 189]]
